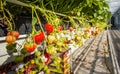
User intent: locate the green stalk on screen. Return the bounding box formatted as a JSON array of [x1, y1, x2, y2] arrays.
[[50, 1, 54, 11], [1, 2, 13, 30], [34, 8, 45, 37], [35, 6, 84, 22], [33, 7, 46, 56], [4, 9, 16, 30], [33, 7, 48, 68], [31, 6, 37, 35], [41, 0, 45, 9]]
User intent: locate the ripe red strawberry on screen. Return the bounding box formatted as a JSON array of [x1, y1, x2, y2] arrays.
[[33, 32, 45, 44], [58, 26, 62, 31], [45, 23, 53, 35], [24, 43, 36, 53], [69, 27, 73, 32], [6, 35, 16, 44], [7, 31, 19, 39], [44, 50, 50, 64]]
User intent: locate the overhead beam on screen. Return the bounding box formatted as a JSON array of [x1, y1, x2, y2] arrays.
[[108, 2, 120, 7]]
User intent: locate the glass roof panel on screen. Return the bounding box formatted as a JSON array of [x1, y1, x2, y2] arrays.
[[107, 0, 120, 14]]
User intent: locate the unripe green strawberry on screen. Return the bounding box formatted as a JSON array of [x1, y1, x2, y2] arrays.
[[56, 41, 63, 47], [35, 51, 41, 57], [58, 26, 62, 31], [14, 55, 24, 63], [6, 43, 17, 50], [21, 48, 27, 55], [47, 35, 56, 44], [30, 59, 35, 64]]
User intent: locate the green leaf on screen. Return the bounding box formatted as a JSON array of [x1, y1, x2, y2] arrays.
[[98, 2, 102, 9], [103, 2, 109, 8], [6, 43, 17, 51], [21, 48, 27, 55], [93, 13, 97, 18], [86, 0, 92, 7], [86, 0, 90, 5], [32, 17, 37, 26], [13, 49, 17, 53], [107, 11, 112, 21], [14, 55, 24, 63]]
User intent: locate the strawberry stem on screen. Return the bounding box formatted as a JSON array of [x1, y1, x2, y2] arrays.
[[1, 1, 13, 31], [33, 7, 46, 45]]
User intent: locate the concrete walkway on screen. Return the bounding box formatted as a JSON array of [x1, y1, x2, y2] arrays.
[[72, 31, 113, 74]]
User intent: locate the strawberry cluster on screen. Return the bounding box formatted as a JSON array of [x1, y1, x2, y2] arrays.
[[6, 31, 19, 44]]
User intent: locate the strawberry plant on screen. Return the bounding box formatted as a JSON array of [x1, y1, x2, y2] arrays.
[[50, 56, 63, 73], [0, 0, 112, 73]]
